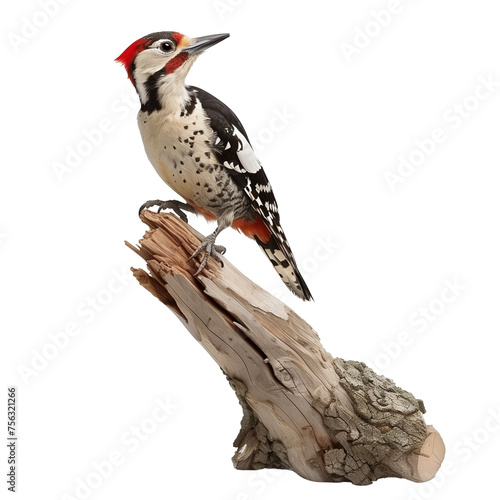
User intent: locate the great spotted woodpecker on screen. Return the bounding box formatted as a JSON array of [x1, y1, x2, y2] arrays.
[[116, 31, 313, 301]]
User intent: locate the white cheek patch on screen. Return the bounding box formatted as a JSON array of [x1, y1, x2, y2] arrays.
[[133, 51, 167, 80], [133, 51, 166, 105]]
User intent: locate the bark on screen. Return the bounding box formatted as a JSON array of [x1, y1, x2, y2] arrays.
[[126, 210, 445, 485]]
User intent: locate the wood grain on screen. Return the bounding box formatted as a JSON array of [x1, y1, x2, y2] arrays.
[[127, 210, 445, 484]]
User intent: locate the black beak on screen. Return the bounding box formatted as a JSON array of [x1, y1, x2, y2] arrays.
[[183, 33, 230, 55]]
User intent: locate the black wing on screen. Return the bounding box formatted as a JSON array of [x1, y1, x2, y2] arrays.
[[189, 86, 278, 221], [188, 86, 313, 300]]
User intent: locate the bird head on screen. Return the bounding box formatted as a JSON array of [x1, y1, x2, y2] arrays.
[[116, 31, 229, 112]]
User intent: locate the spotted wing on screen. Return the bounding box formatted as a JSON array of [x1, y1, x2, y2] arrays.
[[190, 86, 312, 300]]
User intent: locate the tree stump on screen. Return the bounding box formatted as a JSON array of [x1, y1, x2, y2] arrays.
[[126, 211, 445, 485]]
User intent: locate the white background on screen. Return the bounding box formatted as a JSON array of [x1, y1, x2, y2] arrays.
[[2, 0, 499, 499]]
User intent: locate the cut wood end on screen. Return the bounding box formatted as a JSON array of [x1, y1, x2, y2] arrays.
[[413, 426, 446, 482]]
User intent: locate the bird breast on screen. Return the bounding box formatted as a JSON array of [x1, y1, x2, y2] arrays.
[[137, 106, 250, 219]]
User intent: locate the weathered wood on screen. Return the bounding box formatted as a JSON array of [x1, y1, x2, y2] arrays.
[[126, 211, 445, 485]]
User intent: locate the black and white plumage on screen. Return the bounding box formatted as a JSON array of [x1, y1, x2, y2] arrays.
[[116, 31, 312, 300]]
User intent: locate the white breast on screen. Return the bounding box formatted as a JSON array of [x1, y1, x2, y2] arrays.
[[137, 102, 215, 203]]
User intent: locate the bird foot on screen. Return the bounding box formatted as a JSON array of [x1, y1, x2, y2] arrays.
[[188, 233, 226, 276], [139, 199, 196, 223]]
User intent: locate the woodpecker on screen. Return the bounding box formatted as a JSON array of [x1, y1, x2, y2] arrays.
[[116, 31, 313, 301]]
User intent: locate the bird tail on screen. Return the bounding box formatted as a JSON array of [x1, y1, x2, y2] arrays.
[[255, 226, 313, 301], [232, 214, 313, 300]]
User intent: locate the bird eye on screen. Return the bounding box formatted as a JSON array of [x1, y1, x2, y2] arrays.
[[159, 40, 175, 53]]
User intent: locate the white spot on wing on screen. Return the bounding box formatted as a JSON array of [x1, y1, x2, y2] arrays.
[[244, 178, 255, 200], [256, 183, 272, 193], [234, 127, 262, 174], [224, 160, 245, 173]]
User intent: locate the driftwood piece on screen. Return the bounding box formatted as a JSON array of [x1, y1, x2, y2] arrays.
[[126, 211, 445, 485]]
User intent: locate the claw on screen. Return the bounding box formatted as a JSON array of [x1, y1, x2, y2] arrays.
[[214, 244, 226, 255], [138, 199, 161, 216], [189, 235, 226, 276], [174, 207, 189, 224], [138, 199, 195, 223]]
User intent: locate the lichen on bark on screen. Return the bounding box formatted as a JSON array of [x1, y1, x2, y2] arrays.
[[322, 359, 429, 484]]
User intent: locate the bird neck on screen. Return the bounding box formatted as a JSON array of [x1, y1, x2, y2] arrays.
[[134, 70, 190, 115], [133, 56, 197, 116]]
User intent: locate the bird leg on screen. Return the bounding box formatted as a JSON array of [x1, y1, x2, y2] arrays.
[[138, 199, 196, 223], [188, 210, 233, 276]]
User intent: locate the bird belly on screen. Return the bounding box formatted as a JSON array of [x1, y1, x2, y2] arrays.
[[138, 110, 250, 219]]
